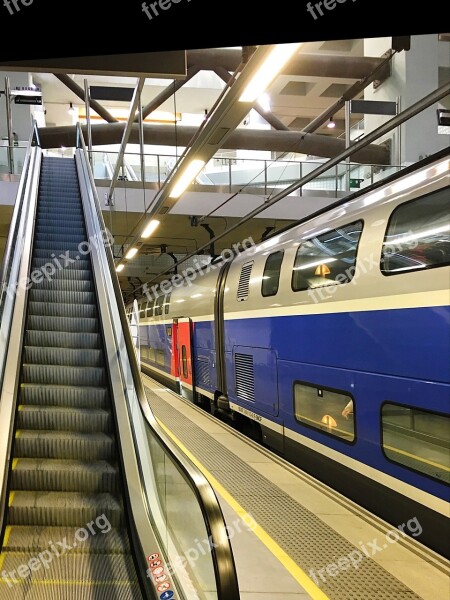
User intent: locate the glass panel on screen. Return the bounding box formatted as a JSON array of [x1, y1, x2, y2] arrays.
[[292, 220, 363, 292], [155, 295, 165, 316], [294, 382, 355, 442], [381, 188, 450, 274], [262, 251, 284, 297], [382, 404, 450, 484], [146, 299, 155, 318], [182, 346, 188, 378], [164, 293, 171, 315]]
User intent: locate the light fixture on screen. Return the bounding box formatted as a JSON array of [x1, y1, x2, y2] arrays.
[[68, 102, 74, 115], [169, 159, 206, 199], [116, 264, 125, 272], [327, 117, 336, 129], [141, 219, 160, 239], [125, 247, 138, 260], [239, 43, 302, 103]]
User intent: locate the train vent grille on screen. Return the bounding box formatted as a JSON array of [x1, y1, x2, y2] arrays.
[[235, 353, 255, 402], [197, 358, 210, 386], [237, 262, 254, 301]]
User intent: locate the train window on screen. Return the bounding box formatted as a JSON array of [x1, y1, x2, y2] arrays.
[[381, 187, 450, 275], [292, 221, 363, 293], [294, 382, 355, 443], [181, 346, 188, 378], [155, 295, 165, 316], [237, 262, 254, 301], [164, 293, 171, 315], [138, 301, 147, 317], [262, 251, 284, 297], [146, 298, 155, 318], [382, 403, 450, 484]]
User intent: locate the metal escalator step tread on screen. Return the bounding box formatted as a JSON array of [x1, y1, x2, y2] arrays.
[[22, 364, 106, 386], [14, 431, 116, 461], [32, 259, 91, 271], [17, 406, 112, 433], [35, 226, 86, 235], [33, 234, 86, 244], [24, 330, 101, 349], [26, 315, 99, 333], [2, 526, 131, 554], [30, 270, 93, 283], [18, 384, 110, 408], [37, 204, 82, 214], [20, 384, 109, 409], [23, 347, 103, 367], [11, 459, 118, 493], [28, 290, 96, 305], [27, 302, 97, 319], [30, 280, 94, 292], [32, 249, 89, 260], [8, 491, 124, 527], [0, 554, 141, 600], [34, 241, 84, 251]]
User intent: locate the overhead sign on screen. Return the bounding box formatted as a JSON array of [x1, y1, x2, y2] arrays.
[[14, 96, 42, 105], [351, 100, 397, 116]]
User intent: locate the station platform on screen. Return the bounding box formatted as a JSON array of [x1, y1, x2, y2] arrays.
[[142, 374, 450, 600]]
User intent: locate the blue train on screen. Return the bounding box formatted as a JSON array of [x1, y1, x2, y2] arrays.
[[127, 151, 450, 557]]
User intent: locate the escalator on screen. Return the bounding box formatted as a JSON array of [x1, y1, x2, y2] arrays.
[[1, 156, 142, 598], [0, 124, 240, 600]]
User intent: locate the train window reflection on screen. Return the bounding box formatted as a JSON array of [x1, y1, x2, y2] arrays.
[[294, 382, 355, 443], [262, 251, 284, 297], [292, 221, 363, 292], [382, 404, 450, 484], [146, 298, 155, 318], [381, 187, 450, 274], [155, 295, 165, 316]]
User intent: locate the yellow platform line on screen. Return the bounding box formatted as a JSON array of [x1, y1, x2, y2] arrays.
[[157, 419, 330, 600]]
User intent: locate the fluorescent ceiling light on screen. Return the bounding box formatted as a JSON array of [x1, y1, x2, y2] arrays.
[[116, 264, 125, 272], [170, 159, 206, 199], [141, 219, 160, 239], [125, 247, 138, 259], [239, 43, 302, 103]]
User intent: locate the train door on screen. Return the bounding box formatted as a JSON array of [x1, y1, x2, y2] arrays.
[[170, 319, 181, 392], [178, 318, 195, 400]]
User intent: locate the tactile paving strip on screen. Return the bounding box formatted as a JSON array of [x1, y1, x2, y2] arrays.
[[146, 388, 422, 600]]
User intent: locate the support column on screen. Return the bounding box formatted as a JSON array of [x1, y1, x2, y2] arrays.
[[364, 35, 450, 165]]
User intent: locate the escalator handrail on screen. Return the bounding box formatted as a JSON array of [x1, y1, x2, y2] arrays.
[[75, 123, 240, 600], [0, 121, 40, 311]]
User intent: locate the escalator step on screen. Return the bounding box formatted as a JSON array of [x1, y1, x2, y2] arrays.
[[0, 554, 141, 600], [28, 302, 97, 319], [17, 406, 112, 433], [32, 259, 91, 271], [23, 346, 103, 367], [2, 525, 131, 554], [30, 280, 94, 292], [31, 269, 93, 283], [20, 384, 109, 409], [11, 459, 118, 493], [14, 431, 116, 460], [24, 330, 101, 350], [22, 364, 106, 386], [34, 241, 84, 251], [8, 491, 124, 527], [27, 315, 99, 333], [28, 289, 96, 304]]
